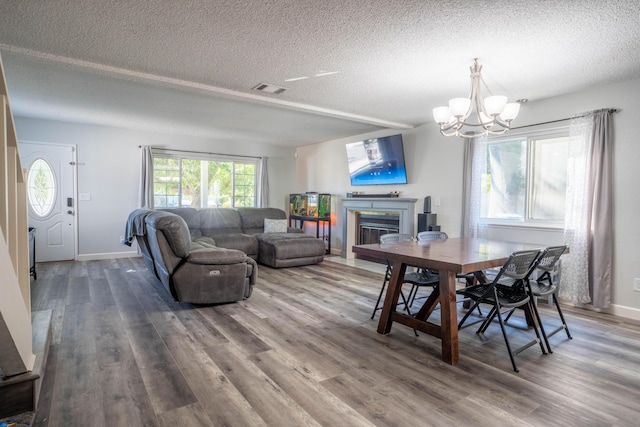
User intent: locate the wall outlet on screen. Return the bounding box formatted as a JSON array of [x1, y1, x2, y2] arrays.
[[634, 278, 640, 292]]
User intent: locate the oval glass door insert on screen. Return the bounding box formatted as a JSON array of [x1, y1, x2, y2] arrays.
[[27, 158, 56, 217]]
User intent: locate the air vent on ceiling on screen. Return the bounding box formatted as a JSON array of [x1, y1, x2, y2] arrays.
[[252, 83, 287, 94]]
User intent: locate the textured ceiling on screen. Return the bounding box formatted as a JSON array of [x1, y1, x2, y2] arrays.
[[1, 0, 639, 147]]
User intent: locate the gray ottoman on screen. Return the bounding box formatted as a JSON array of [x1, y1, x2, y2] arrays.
[[256, 233, 325, 268]]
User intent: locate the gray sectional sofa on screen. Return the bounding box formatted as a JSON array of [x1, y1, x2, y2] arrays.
[[124, 207, 325, 304], [161, 207, 326, 268]]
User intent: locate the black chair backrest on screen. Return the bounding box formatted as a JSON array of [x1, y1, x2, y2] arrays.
[[535, 245, 567, 272], [494, 250, 541, 283]]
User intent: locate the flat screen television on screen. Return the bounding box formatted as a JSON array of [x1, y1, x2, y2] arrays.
[[346, 134, 408, 186]]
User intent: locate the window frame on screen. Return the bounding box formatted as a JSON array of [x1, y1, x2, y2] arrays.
[[483, 126, 570, 229], [151, 149, 259, 209]]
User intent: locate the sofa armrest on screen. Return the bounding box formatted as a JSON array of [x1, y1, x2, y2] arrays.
[[287, 227, 304, 233], [187, 247, 249, 265]]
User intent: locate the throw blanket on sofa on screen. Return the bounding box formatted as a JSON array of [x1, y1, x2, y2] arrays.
[[123, 208, 152, 246]]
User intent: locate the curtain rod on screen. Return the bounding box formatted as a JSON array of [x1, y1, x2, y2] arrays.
[[139, 146, 262, 160], [510, 108, 618, 131]]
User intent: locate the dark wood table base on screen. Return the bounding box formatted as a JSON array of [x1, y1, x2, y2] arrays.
[[376, 262, 458, 364]]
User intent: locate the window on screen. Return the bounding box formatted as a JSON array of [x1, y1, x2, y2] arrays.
[[152, 153, 258, 208], [481, 130, 569, 225], [233, 163, 256, 207], [27, 158, 56, 217]]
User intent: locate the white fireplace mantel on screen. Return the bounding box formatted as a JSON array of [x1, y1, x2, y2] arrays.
[[341, 197, 418, 258]]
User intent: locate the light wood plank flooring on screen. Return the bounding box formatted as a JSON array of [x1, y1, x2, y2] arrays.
[[29, 256, 640, 426]]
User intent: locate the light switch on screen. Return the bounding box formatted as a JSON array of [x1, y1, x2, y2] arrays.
[[79, 193, 91, 201]]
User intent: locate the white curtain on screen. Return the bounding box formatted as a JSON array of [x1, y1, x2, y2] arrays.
[[258, 156, 269, 208], [462, 135, 489, 238], [139, 145, 153, 208], [560, 109, 613, 308]]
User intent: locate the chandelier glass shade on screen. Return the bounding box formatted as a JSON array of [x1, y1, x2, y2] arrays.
[[433, 59, 520, 138]]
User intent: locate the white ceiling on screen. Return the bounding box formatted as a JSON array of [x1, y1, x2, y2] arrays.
[[1, 0, 639, 147]]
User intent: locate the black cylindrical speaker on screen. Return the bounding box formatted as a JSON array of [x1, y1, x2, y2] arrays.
[[418, 213, 438, 232], [423, 196, 431, 213], [418, 213, 427, 232], [426, 213, 437, 229]]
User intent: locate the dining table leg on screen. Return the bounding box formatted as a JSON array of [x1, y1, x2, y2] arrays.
[[376, 260, 406, 334], [439, 270, 459, 365]]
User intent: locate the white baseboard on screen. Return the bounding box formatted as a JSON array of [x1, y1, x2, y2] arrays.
[[610, 303, 640, 322], [76, 251, 141, 261], [553, 299, 640, 322]]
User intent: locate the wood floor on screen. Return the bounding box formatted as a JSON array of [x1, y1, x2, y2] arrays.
[[29, 256, 640, 426]]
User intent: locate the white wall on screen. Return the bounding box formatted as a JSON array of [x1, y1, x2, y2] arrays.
[[295, 77, 640, 317], [15, 117, 297, 259], [295, 125, 465, 253]]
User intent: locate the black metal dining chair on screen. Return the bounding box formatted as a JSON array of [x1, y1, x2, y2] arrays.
[[457, 249, 546, 372], [527, 245, 572, 346], [406, 231, 449, 307], [371, 233, 430, 320], [371, 234, 439, 321]]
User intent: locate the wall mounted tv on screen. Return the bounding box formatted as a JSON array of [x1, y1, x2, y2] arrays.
[[345, 134, 408, 186]]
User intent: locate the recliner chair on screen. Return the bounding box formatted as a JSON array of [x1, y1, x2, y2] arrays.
[[140, 210, 256, 304]]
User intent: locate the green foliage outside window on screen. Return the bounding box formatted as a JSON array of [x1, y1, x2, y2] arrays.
[[152, 156, 256, 208], [233, 163, 256, 207], [482, 133, 568, 223], [486, 140, 526, 219]]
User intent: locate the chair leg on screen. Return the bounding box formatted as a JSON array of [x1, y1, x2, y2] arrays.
[[478, 306, 499, 334], [548, 294, 573, 340], [458, 298, 487, 330], [499, 304, 547, 356], [409, 285, 436, 308], [371, 281, 387, 320], [485, 301, 547, 372], [494, 305, 519, 373], [528, 296, 552, 353], [407, 284, 418, 307], [556, 299, 572, 339], [371, 280, 417, 336], [521, 303, 547, 355], [504, 309, 515, 323], [371, 282, 412, 316], [461, 298, 483, 317], [399, 290, 412, 317], [399, 291, 418, 337]]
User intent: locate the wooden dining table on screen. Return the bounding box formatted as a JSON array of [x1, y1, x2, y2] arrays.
[[352, 237, 542, 365]]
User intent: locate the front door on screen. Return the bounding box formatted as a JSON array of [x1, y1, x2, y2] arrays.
[[20, 142, 76, 262]]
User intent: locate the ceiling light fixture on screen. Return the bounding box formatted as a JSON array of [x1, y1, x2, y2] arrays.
[[252, 83, 287, 94], [433, 59, 520, 139], [284, 76, 309, 82], [314, 70, 339, 77]]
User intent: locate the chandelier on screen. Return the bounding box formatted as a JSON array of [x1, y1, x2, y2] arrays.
[[433, 59, 520, 138]]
